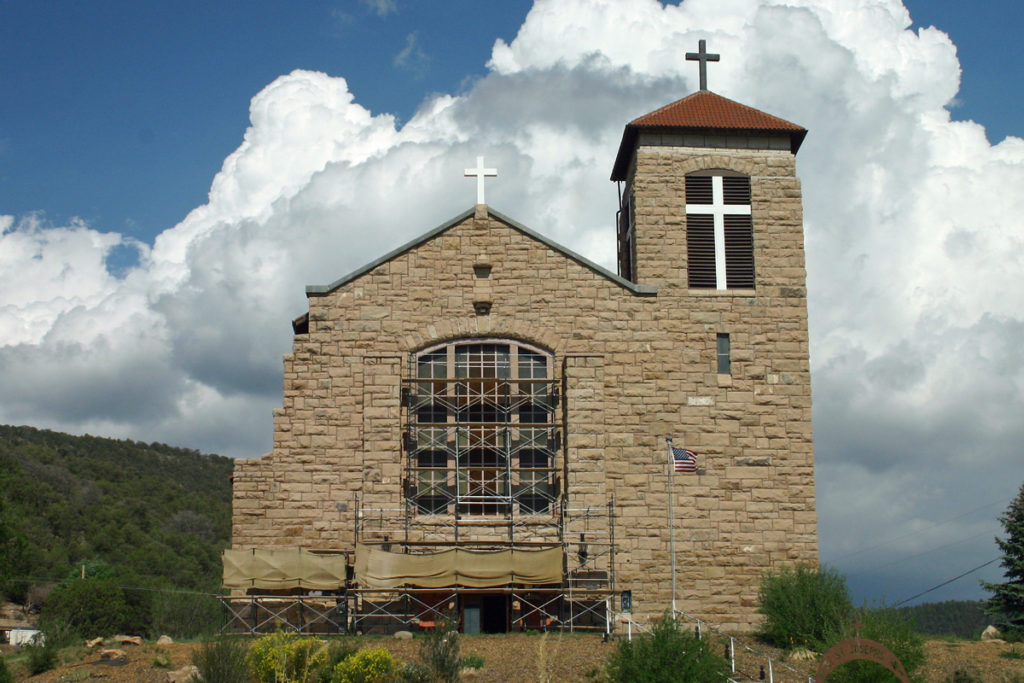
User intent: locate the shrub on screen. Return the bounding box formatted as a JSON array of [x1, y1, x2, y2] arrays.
[[40, 568, 152, 639], [460, 652, 484, 669], [825, 605, 925, 683], [247, 631, 329, 683], [758, 563, 852, 651], [0, 655, 13, 683], [316, 640, 359, 683], [24, 632, 58, 675], [191, 636, 250, 683], [149, 588, 225, 639], [1003, 646, 1024, 659], [944, 666, 982, 683], [152, 647, 172, 668], [419, 613, 461, 683], [397, 661, 433, 683], [331, 648, 398, 683], [606, 612, 731, 682]]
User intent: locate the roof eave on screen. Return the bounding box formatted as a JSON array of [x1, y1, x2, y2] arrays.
[[611, 122, 807, 181], [304, 207, 658, 299]]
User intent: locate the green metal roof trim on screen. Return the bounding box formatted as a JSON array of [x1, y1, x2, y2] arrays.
[[305, 207, 658, 298]]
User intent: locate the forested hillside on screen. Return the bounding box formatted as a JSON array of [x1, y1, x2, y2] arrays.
[[0, 424, 233, 604], [896, 600, 990, 639]]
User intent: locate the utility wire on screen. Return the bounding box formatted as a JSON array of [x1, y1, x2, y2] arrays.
[[829, 496, 1009, 564], [850, 529, 995, 573], [891, 557, 1000, 608]]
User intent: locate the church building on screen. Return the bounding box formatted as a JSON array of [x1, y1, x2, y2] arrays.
[[228, 45, 817, 634]]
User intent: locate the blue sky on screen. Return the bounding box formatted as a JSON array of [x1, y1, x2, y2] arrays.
[[2, 1, 1020, 246], [1, 1, 532, 246], [2, 0, 1023, 611]]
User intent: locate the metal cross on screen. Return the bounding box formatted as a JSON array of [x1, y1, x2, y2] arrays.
[[464, 156, 497, 205], [686, 39, 720, 91]]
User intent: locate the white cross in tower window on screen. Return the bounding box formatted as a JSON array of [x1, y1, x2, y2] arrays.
[[464, 156, 497, 205], [685, 176, 751, 290]]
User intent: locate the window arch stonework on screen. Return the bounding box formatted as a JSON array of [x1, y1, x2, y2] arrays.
[[404, 338, 559, 517]]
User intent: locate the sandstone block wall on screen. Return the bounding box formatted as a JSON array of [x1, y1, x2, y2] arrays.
[[232, 142, 817, 631]]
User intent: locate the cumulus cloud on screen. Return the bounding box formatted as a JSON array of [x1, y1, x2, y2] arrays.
[[361, 0, 397, 18], [2, 0, 1022, 601]]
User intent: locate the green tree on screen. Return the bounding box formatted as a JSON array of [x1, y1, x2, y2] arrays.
[[982, 482, 1024, 641], [0, 496, 32, 602]]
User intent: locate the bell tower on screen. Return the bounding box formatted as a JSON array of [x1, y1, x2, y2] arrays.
[[608, 42, 819, 625], [611, 42, 807, 293]]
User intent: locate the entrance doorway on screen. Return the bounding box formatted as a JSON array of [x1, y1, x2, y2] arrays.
[[461, 594, 508, 634]]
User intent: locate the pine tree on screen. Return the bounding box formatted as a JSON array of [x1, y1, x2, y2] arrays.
[[982, 482, 1024, 641]]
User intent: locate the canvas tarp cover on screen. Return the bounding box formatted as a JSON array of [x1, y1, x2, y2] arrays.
[[354, 543, 563, 588], [222, 548, 348, 590]]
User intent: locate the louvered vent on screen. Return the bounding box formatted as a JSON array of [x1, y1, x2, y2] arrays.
[[686, 214, 716, 288], [685, 176, 713, 204], [723, 176, 751, 205], [724, 215, 754, 288]]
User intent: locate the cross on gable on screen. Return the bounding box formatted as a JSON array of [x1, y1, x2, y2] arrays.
[[464, 156, 497, 205], [685, 39, 720, 91], [685, 176, 750, 289]]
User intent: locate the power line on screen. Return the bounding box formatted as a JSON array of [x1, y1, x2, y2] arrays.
[[829, 496, 1009, 564], [891, 557, 999, 608], [851, 529, 994, 573]]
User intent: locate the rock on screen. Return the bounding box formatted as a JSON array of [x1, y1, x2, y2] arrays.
[[98, 648, 128, 661], [787, 647, 817, 662], [982, 625, 1003, 641], [85, 637, 104, 648], [114, 634, 143, 646], [394, 630, 414, 640], [166, 664, 200, 683], [461, 668, 481, 679], [157, 634, 174, 645]]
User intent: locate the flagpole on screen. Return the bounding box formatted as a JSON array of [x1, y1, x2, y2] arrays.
[[666, 435, 676, 616]]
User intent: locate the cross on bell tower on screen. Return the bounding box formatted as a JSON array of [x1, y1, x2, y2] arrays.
[[685, 39, 720, 91]]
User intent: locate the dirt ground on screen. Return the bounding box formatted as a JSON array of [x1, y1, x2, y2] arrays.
[[4, 634, 1024, 682]]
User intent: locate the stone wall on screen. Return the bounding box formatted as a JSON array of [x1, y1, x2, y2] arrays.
[[232, 143, 817, 631]]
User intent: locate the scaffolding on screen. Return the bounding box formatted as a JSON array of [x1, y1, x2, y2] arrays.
[[220, 347, 618, 634]]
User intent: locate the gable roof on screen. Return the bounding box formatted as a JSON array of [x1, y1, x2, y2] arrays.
[[611, 90, 807, 180], [305, 207, 658, 298]]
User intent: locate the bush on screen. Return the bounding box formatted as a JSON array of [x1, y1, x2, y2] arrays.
[[191, 637, 250, 683], [825, 605, 925, 683], [23, 632, 58, 675], [248, 631, 330, 683], [606, 613, 731, 682], [460, 652, 484, 669], [944, 667, 982, 683], [758, 563, 852, 651], [419, 613, 461, 683], [40, 566, 153, 639], [331, 648, 398, 683], [0, 655, 13, 683], [149, 588, 224, 639], [397, 661, 433, 683], [316, 640, 359, 683]]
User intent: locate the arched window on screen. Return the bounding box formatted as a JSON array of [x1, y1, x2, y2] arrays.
[[685, 171, 754, 289], [405, 340, 557, 516]]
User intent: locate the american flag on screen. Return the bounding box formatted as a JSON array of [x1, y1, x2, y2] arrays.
[[672, 447, 698, 473]]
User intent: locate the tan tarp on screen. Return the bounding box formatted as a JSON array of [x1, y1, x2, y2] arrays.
[[354, 543, 563, 588], [222, 548, 348, 590]]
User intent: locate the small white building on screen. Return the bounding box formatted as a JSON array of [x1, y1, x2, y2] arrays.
[[3, 627, 41, 646]]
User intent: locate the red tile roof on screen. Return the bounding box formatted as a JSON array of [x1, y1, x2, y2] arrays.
[[631, 90, 804, 131], [611, 90, 807, 180]]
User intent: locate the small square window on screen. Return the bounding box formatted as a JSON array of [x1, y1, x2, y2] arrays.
[[717, 334, 731, 375]]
